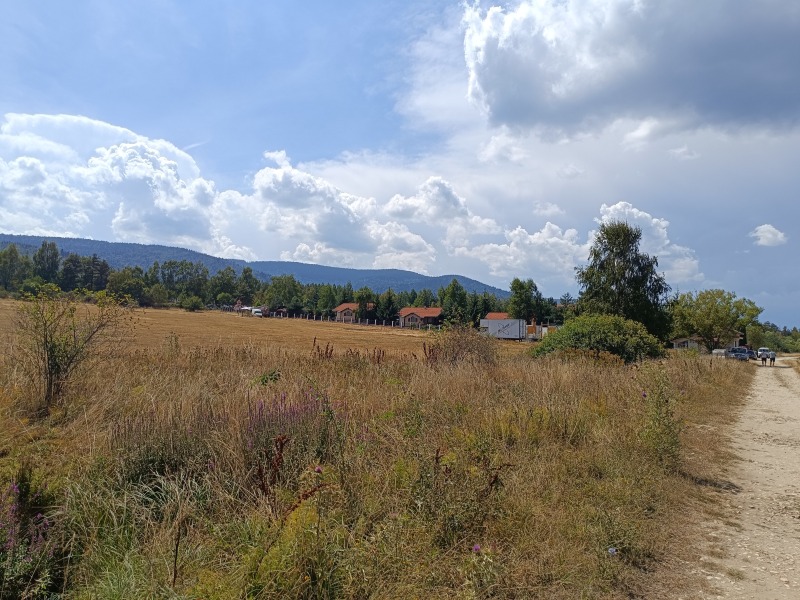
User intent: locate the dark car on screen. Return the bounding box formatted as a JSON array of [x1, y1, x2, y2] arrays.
[[725, 347, 750, 361]]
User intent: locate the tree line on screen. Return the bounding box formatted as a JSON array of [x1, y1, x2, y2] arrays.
[[0, 241, 572, 326], [4, 226, 797, 352]]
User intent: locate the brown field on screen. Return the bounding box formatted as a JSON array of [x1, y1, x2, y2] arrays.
[[0, 298, 531, 357], [127, 309, 433, 354]]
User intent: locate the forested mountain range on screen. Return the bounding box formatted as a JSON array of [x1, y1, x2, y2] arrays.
[[0, 233, 509, 298]]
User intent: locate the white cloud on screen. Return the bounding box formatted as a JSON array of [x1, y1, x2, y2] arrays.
[[479, 130, 527, 163], [386, 176, 469, 220], [456, 222, 589, 280], [281, 243, 359, 267], [384, 176, 502, 252], [749, 224, 787, 247], [623, 118, 667, 149], [366, 221, 436, 272], [533, 202, 564, 217]]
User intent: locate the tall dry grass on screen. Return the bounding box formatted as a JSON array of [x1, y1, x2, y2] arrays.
[[0, 318, 753, 599]]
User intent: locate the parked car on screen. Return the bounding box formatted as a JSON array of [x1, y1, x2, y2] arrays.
[[251, 308, 263, 317], [757, 347, 771, 359], [726, 347, 749, 361], [746, 349, 757, 360]]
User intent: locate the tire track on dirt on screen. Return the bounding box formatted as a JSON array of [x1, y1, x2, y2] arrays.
[[695, 358, 800, 598]]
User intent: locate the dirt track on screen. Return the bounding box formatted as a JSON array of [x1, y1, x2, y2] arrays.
[[693, 357, 800, 598]]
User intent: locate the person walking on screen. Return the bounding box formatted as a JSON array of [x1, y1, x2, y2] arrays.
[[769, 350, 776, 366], [762, 351, 768, 366]]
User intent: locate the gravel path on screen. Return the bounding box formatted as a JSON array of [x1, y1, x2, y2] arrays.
[[695, 357, 800, 598]]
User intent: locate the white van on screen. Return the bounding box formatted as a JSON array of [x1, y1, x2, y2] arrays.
[[251, 308, 263, 317], [757, 347, 770, 359]]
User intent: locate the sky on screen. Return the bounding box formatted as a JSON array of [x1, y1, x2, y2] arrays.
[[1, 0, 799, 326]]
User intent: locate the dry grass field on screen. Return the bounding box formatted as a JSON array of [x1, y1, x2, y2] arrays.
[[0, 297, 753, 599], [0, 299, 431, 354], [0, 299, 533, 357]]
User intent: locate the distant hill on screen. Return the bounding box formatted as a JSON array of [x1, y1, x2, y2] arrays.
[[0, 233, 510, 297]]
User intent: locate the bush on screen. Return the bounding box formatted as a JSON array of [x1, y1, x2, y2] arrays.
[[14, 290, 132, 415], [423, 325, 497, 367], [181, 295, 204, 312], [532, 314, 665, 363]]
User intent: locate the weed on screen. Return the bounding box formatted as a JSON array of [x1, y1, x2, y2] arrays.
[[0, 464, 63, 599], [243, 386, 344, 513], [640, 368, 682, 472], [255, 368, 282, 386]]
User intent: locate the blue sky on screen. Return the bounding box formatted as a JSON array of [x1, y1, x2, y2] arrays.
[[1, 1, 799, 326]]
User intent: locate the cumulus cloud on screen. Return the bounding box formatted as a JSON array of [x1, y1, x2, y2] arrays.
[[455, 221, 589, 280], [463, 1, 800, 135], [386, 176, 468, 221], [0, 114, 447, 274], [385, 176, 502, 252], [750, 224, 787, 247], [0, 112, 713, 294]]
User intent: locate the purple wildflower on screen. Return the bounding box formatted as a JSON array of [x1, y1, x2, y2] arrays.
[[472, 544, 481, 553]]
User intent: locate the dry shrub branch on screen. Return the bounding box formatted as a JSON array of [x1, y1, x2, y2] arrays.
[[12, 289, 133, 416]]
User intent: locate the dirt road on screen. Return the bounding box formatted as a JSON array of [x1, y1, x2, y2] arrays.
[[694, 358, 800, 598]]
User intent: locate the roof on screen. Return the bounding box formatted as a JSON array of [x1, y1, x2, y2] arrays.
[[333, 302, 374, 312], [398, 306, 442, 318], [484, 312, 510, 320], [333, 302, 358, 312]]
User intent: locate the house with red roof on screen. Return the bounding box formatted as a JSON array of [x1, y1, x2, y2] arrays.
[[333, 302, 374, 323], [398, 306, 442, 328]]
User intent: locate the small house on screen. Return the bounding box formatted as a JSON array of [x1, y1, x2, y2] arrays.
[[671, 332, 743, 352], [333, 302, 374, 323], [398, 307, 442, 327], [671, 336, 702, 350]]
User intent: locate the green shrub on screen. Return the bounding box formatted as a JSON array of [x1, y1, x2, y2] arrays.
[[181, 295, 205, 312], [532, 314, 665, 363]]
